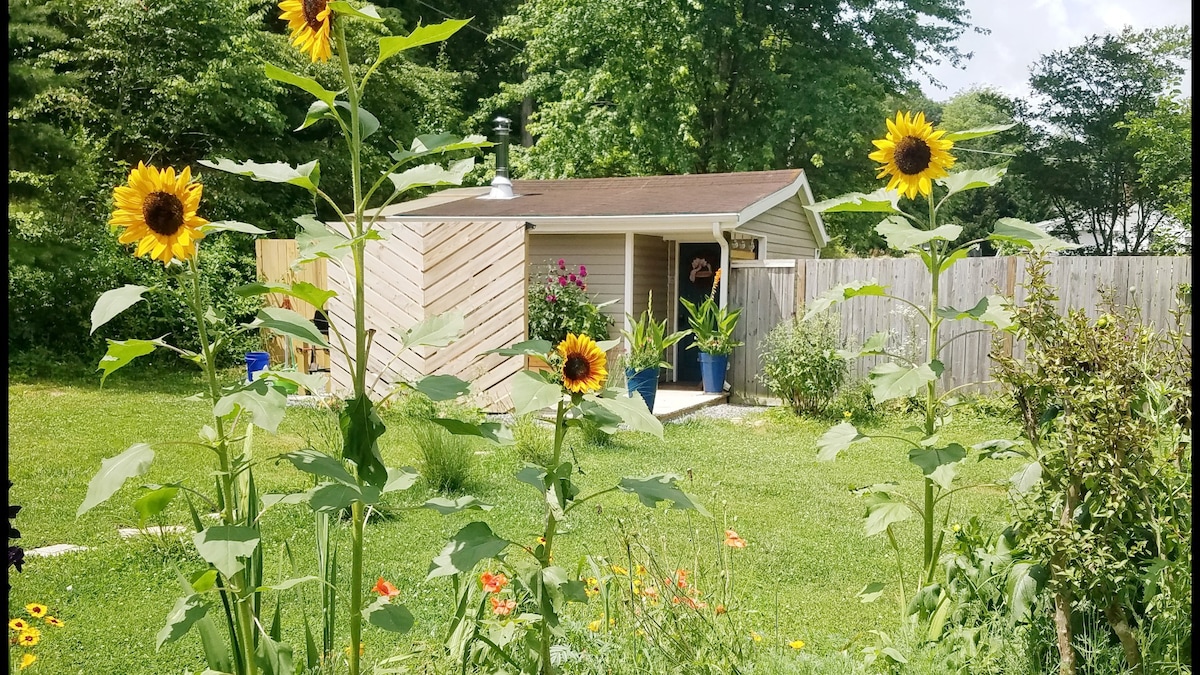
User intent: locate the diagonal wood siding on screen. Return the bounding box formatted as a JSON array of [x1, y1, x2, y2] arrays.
[[326, 220, 527, 411], [729, 256, 1192, 404]]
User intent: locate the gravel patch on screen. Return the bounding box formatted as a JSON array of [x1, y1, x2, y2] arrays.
[[665, 403, 771, 424]]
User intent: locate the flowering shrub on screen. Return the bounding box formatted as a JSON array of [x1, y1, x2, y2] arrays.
[[757, 309, 848, 416], [527, 259, 614, 345]]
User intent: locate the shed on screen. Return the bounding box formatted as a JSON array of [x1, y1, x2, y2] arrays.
[[325, 168, 827, 410]]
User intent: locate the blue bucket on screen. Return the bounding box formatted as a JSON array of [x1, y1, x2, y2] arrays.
[[245, 351, 271, 382], [698, 353, 728, 394], [625, 367, 660, 413]]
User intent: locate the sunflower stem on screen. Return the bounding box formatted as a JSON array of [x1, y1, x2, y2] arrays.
[[922, 191, 940, 587], [187, 254, 259, 675], [539, 399, 567, 675], [335, 20, 368, 675]]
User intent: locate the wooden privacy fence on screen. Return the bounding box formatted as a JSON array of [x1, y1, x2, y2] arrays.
[[728, 256, 1192, 404]]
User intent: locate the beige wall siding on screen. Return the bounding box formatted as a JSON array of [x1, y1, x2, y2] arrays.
[[631, 235, 670, 318], [528, 233, 626, 336], [739, 195, 818, 259]]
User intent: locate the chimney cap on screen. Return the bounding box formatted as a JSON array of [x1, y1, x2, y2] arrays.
[[493, 116, 511, 133]]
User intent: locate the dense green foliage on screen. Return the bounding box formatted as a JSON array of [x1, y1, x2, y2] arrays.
[[757, 311, 848, 417], [526, 259, 613, 344]]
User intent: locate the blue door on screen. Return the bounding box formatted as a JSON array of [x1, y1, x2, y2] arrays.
[[676, 243, 722, 384]]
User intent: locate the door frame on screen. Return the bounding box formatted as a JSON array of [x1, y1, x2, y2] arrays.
[[671, 240, 724, 384]]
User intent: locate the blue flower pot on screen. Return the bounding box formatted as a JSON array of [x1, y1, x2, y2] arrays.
[[698, 353, 728, 394], [625, 367, 660, 413]]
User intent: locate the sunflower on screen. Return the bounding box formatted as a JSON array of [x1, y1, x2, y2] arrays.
[[110, 162, 207, 265], [557, 333, 607, 394], [868, 111, 955, 200], [279, 0, 333, 62]]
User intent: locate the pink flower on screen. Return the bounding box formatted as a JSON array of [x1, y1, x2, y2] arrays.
[[547, 294, 557, 302], [557, 259, 566, 269], [559, 276, 568, 287], [575, 280, 584, 288], [579, 265, 587, 277], [568, 273, 577, 282]]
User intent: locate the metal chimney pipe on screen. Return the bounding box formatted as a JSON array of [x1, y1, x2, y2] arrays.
[[493, 116, 511, 179], [481, 116, 514, 199]]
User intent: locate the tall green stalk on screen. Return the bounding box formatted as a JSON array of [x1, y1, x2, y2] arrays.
[[539, 400, 568, 675], [334, 20, 368, 675], [187, 254, 259, 675], [922, 193, 940, 584]]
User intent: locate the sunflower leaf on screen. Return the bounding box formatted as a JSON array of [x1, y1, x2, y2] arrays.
[[362, 598, 414, 634], [428, 418, 513, 445], [199, 221, 272, 235], [617, 474, 711, 517], [989, 218, 1081, 253], [263, 63, 337, 108], [340, 396, 389, 489], [236, 280, 337, 311], [511, 370, 564, 416], [875, 216, 963, 251], [397, 311, 464, 350], [806, 188, 900, 214], [377, 18, 471, 64], [868, 361, 939, 403], [214, 379, 287, 434], [328, 2, 383, 22], [387, 158, 475, 197], [257, 307, 330, 347], [427, 521, 512, 580], [421, 495, 494, 515], [279, 449, 356, 486], [411, 374, 471, 401], [816, 422, 869, 461], [90, 285, 151, 335], [864, 497, 913, 537], [156, 595, 208, 650], [590, 392, 662, 438], [97, 338, 164, 385], [198, 157, 320, 192], [937, 165, 1008, 197], [803, 280, 888, 320], [943, 124, 1015, 142], [935, 295, 1015, 332], [486, 339, 554, 358], [389, 133, 492, 167], [134, 486, 180, 529], [294, 214, 350, 265], [193, 525, 260, 579], [77, 443, 156, 516]]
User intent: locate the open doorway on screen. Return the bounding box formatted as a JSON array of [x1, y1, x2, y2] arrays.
[[674, 242, 722, 384]]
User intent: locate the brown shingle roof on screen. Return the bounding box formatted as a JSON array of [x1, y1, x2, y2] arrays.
[[398, 169, 803, 219]]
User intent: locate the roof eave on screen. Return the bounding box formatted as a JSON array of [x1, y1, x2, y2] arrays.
[[732, 170, 829, 249]]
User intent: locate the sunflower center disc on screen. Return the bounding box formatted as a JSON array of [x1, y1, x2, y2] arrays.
[[142, 191, 185, 236], [564, 356, 591, 382], [302, 0, 328, 29], [893, 136, 933, 176]]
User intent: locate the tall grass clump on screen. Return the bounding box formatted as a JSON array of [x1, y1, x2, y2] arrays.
[[413, 422, 478, 494]]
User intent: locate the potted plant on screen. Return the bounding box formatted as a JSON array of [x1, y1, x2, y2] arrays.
[[621, 291, 690, 412], [680, 269, 742, 393]]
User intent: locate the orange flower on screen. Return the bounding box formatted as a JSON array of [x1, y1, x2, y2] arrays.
[[724, 529, 747, 548], [673, 569, 689, 588], [480, 571, 509, 594], [672, 595, 705, 610], [715, 604, 727, 615], [712, 268, 723, 292], [643, 586, 659, 601], [372, 577, 400, 599], [490, 597, 516, 616], [45, 616, 65, 628]]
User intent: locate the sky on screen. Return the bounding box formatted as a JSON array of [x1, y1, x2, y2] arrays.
[[919, 0, 1193, 102]]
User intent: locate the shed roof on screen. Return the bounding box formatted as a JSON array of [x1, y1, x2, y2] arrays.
[[397, 169, 803, 219]]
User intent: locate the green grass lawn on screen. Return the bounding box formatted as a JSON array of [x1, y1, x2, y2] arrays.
[[8, 369, 1024, 673]]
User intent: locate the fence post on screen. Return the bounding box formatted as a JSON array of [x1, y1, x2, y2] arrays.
[[794, 258, 806, 313]]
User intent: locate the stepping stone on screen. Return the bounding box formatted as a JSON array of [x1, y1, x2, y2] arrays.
[[118, 525, 189, 539], [26, 544, 88, 558]]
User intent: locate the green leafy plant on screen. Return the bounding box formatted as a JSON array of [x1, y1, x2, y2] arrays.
[[528, 259, 616, 345], [989, 253, 1192, 675], [621, 291, 690, 372], [512, 413, 554, 466], [413, 421, 478, 494], [679, 271, 742, 356], [804, 110, 1077, 630], [757, 310, 848, 416], [433, 334, 709, 674]]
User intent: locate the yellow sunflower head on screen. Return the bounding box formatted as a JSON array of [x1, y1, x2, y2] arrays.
[[868, 111, 955, 200], [556, 333, 607, 394], [109, 162, 207, 265], [279, 0, 333, 63]]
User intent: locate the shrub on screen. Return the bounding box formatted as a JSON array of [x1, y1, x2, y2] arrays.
[[527, 258, 614, 344], [758, 311, 848, 416], [389, 390, 438, 421], [412, 422, 478, 494], [826, 379, 884, 426]]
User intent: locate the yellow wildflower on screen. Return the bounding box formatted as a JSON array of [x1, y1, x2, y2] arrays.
[[789, 639, 805, 650]]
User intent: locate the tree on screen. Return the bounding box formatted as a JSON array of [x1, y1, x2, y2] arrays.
[[1013, 26, 1191, 255], [1121, 93, 1191, 250]]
